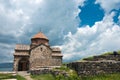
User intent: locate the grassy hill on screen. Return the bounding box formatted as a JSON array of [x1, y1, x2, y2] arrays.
[[82, 50, 120, 61]]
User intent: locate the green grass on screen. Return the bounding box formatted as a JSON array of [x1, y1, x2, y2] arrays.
[[31, 73, 120, 80], [31, 65, 80, 80], [53, 65, 70, 71], [31, 65, 120, 80], [82, 56, 94, 61], [31, 64, 120, 80], [117, 50, 120, 54], [80, 73, 120, 80], [16, 75, 26, 80], [81, 50, 120, 61], [31, 74, 55, 80], [0, 74, 16, 79], [31, 73, 80, 80], [101, 52, 113, 55], [101, 50, 120, 55], [0, 74, 26, 80]]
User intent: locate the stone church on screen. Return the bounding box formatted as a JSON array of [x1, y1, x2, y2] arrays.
[[13, 32, 63, 71]]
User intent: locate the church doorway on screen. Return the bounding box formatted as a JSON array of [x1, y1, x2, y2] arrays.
[[18, 58, 29, 71]]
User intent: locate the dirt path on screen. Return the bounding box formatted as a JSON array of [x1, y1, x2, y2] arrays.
[[17, 71, 33, 80]]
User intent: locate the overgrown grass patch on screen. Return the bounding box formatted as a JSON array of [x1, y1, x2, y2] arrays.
[[31, 73, 80, 80], [82, 56, 94, 60], [31, 74, 55, 80], [31, 72, 120, 80], [16, 75, 26, 80], [0, 73, 26, 80], [101, 52, 113, 56], [31, 65, 80, 80], [53, 65, 70, 71], [80, 73, 120, 80], [0, 73, 16, 79], [81, 50, 120, 61]]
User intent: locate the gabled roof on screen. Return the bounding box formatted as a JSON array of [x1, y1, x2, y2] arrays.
[[51, 47, 61, 52], [15, 44, 30, 50], [14, 52, 29, 56], [30, 43, 52, 51], [52, 54, 63, 57], [31, 32, 48, 40]]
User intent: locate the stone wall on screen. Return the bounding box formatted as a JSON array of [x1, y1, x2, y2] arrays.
[[67, 61, 120, 76], [52, 56, 62, 66], [30, 69, 67, 76], [30, 45, 52, 70]]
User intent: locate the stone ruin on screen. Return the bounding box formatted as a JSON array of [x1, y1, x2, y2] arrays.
[[67, 51, 120, 76]]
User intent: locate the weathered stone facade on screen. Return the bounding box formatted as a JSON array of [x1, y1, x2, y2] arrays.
[[67, 53, 120, 76], [13, 32, 63, 71]]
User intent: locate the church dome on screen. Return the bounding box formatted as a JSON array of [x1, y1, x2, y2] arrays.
[[31, 32, 48, 40]]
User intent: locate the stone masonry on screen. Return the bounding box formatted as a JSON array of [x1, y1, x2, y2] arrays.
[[67, 53, 120, 76], [13, 32, 63, 71]]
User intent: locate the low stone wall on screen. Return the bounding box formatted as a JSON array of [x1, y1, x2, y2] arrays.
[[67, 61, 120, 76], [30, 69, 68, 76]]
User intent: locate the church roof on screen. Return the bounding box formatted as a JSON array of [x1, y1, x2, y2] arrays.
[[52, 54, 63, 57], [51, 47, 61, 52], [15, 44, 30, 50], [14, 52, 29, 56], [32, 32, 48, 40]]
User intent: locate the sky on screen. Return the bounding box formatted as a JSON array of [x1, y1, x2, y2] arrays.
[[0, 0, 120, 63]]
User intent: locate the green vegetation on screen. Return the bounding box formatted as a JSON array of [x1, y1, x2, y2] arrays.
[[53, 65, 70, 71], [31, 74, 55, 80], [82, 56, 94, 61], [81, 50, 120, 61], [2, 66, 120, 80], [0, 73, 26, 80], [30, 63, 120, 80], [0, 74, 15, 79], [31, 73, 120, 80], [101, 51, 113, 55], [55, 73, 80, 80], [101, 51, 120, 55], [31, 65, 80, 80], [16, 75, 26, 80], [99, 50, 120, 56], [117, 50, 120, 54], [80, 73, 120, 80], [31, 73, 80, 80]]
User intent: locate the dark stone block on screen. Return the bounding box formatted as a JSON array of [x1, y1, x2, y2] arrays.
[[67, 61, 120, 76]]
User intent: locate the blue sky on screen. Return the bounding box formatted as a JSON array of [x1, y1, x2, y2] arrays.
[[0, 0, 120, 63], [79, 0, 104, 26]]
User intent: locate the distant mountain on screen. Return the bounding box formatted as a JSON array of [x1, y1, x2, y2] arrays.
[[0, 63, 13, 68]]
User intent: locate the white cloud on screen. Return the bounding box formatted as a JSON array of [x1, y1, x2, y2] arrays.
[[1, 0, 85, 43], [61, 12, 120, 62], [95, 0, 120, 13], [0, 0, 119, 63], [118, 16, 120, 24], [0, 0, 85, 63]]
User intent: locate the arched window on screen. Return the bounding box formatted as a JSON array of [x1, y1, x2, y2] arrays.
[[41, 47, 43, 51]]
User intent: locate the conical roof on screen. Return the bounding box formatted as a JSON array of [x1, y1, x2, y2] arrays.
[[32, 32, 48, 40]]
